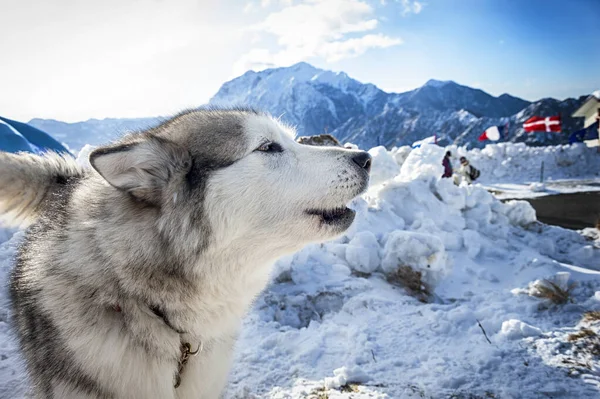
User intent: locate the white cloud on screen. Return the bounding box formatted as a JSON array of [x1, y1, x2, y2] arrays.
[[0, 0, 244, 121], [400, 0, 424, 16], [321, 34, 403, 62], [244, 2, 256, 13], [259, 0, 294, 8], [236, 0, 402, 74], [234, 33, 402, 74]]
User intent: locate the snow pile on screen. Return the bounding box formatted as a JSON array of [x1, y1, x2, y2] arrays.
[[391, 142, 600, 185], [381, 230, 447, 288], [529, 182, 546, 192], [367, 146, 400, 186], [389, 145, 411, 168], [499, 319, 543, 340], [346, 232, 380, 274], [323, 366, 371, 390], [0, 229, 15, 245], [502, 200, 537, 227], [0, 233, 27, 399], [398, 143, 444, 180], [76, 144, 95, 168], [223, 145, 600, 398], [452, 142, 600, 184], [1, 144, 600, 399]]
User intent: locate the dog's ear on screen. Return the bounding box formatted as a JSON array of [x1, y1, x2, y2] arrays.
[[89, 137, 191, 204]]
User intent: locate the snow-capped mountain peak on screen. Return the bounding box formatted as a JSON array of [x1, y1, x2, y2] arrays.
[[423, 78, 455, 88], [209, 63, 570, 149], [28, 63, 588, 151]]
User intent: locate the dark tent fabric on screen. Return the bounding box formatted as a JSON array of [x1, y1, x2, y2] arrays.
[[0, 116, 71, 155]]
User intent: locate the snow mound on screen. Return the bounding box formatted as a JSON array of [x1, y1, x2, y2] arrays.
[[345, 231, 381, 274], [389, 146, 411, 168], [446, 142, 600, 184], [501, 200, 537, 227], [499, 319, 543, 340], [399, 144, 445, 180], [367, 146, 400, 186], [75, 144, 96, 168], [513, 272, 575, 300], [381, 230, 447, 288], [324, 366, 371, 389], [529, 182, 546, 192], [2, 143, 600, 399]]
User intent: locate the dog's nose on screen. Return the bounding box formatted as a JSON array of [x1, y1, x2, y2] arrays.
[[351, 152, 372, 173]]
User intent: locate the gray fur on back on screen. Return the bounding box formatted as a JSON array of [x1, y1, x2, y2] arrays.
[[3, 107, 371, 399]]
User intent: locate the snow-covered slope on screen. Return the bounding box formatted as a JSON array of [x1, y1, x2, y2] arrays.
[[393, 79, 530, 118], [28, 117, 159, 152], [222, 145, 600, 398], [432, 142, 600, 184], [210, 62, 588, 150], [1, 143, 599, 398], [210, 62, 387, 137], [27, 63, 588, 151]]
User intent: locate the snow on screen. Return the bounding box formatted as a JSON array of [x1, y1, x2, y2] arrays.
[[502, 200, 537, 227], [390, 141, 600, 199], [346, 232, 381, 274], [1, 142, 600, 398], [367, 146, 400, 186], [424, 79, 453, 88], [324, 366, 371, 390], [381, 230, 448, 288], [410, 135, 437, 149], [399, 143, 444, 180], [454, 142, 600, 185], [499, 319, 543, 340], [529, 182, 546, 192]]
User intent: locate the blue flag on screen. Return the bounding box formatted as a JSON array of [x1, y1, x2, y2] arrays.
[[569, 121, 599, 144]]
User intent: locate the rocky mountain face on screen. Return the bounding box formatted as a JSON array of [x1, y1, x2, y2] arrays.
[[28, 117, 158, 152], [210, 63, 586, 149], [29, 63, 588, 151]]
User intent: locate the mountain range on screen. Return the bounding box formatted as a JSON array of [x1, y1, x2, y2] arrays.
[[28, 62, 590, 151]]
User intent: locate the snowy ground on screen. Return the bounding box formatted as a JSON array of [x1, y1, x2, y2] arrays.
[[1, 143, 600, 398], [445, 142, 600, 186], [397, 142, 600, 200], [482, 180, 600, 200]]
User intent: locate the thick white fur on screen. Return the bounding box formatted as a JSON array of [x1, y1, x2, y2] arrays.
[[5, 113, 368, 399]]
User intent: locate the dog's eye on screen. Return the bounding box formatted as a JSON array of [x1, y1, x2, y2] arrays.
[[255, 142, 283, 153]]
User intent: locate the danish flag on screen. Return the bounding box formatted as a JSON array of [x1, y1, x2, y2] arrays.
[[523, 116, 561, 133]]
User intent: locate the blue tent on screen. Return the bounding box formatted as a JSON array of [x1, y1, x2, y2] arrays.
[[0, 116, 71, 155]]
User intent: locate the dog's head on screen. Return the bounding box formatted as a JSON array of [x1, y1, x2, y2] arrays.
[[89, 109, 370, 258]]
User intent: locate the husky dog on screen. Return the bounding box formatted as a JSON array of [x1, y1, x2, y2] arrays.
[[1, 108, 371, 399]]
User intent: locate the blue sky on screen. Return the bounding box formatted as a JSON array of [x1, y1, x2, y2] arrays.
[[334, 0, 600, 100], [1, 0, 599, 121]]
